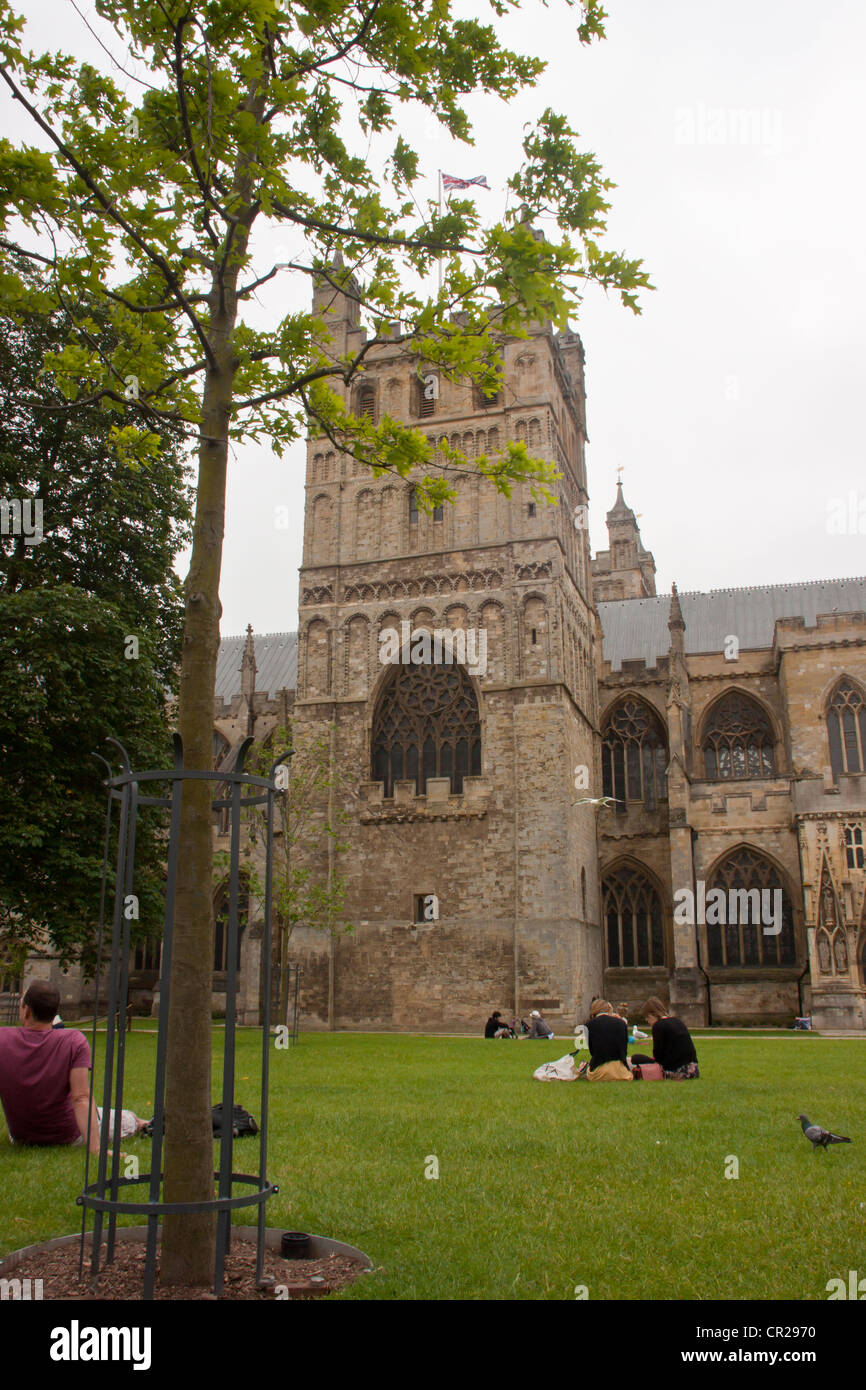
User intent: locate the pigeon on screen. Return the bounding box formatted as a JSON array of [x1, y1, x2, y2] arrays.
[[799, 1114, 852, 1149]]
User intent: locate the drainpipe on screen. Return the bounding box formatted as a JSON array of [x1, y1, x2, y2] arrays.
[[327, 717, 336, 1030], [794, 820, 811, 1019], [691, 827, 712, 1025], [696, 934, 712, 1027], [797, 931, 814, 1018]]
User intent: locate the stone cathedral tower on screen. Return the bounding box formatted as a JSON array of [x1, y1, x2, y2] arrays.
[[290, 264, 604, 1030]]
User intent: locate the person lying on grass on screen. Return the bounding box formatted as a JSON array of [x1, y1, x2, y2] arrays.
[[630, 996, 700, 1080], [577, 999, 633, 1081], [0, 981, 148, 1152]]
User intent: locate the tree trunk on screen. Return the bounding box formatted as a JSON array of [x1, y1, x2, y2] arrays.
[[159, 73, 266, 1282], [160, 318, 235, 1285]]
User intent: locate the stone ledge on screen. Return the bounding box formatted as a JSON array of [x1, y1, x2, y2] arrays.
[[705, 966, 805, 982], [359, 776, 491, 820], [360, 807, 488, 823]]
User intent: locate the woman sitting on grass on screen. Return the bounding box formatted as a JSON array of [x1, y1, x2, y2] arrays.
[[578, 999, 633, 1081], [631, 996, 699, 1080]]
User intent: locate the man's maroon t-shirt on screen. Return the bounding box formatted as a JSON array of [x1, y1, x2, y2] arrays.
[[0, 1027, 90, 1144]]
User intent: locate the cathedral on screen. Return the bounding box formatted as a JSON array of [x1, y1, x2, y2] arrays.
[[205, 267, 866, 1034], [20, 268, 866, 1033]]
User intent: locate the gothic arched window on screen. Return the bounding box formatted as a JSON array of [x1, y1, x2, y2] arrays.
[[371, 662, 481, 797], [131, 935, 161, 977], [601, 698, 667, 812], [827, 679, 866, 779], [355, 383, 376, 421], [602, 865, 665, 967], [705, 847, 796, 967], [213, 731, 232, 835], [213, 881, 249, 975], [702, 691, 776, 780]]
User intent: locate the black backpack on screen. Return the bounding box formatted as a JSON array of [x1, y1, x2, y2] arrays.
[[211, 1103, 258, 1138]]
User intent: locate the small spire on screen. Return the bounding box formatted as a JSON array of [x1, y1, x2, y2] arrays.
[[241, 625, 257, 704], [669, 582, 685, 632]]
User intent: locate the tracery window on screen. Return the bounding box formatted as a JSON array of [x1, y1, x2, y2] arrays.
[[702, 691, 775, 780], [371, 662, 481, 797], [845, 823, 865, 871], [705, 848, 796, 967], [827, 679, 866, 779], [602, 866, 665, 967], [601, 698, 667, 813]]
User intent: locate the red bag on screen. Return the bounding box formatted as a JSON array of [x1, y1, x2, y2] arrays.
[[633, 1062, 664, 1081]]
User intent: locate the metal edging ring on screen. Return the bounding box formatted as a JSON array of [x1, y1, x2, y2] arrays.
[[77, 1172, 277, 1217]]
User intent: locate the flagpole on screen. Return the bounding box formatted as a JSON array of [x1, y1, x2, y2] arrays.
[[438, 169, 443, 296]]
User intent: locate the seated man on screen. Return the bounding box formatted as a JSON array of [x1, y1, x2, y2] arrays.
[[527, 1010, 554, 1040], [0, 982, 100, 1152]]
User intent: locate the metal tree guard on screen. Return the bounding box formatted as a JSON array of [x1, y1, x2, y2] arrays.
[[77, 733, 290, 1299]]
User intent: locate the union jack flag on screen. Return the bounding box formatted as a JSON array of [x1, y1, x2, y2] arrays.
[[441, 173, 490, 191]]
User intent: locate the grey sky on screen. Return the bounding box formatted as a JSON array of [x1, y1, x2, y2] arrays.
[[3, 1, 864, 639]]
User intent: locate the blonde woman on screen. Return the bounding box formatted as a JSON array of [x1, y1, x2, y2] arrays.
[[578, 999, 633, 1081]]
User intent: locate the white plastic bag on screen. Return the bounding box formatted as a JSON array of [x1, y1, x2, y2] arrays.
[[533, 1054, 578, 1082]]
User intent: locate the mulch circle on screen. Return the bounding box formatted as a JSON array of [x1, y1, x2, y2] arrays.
[[10, 1237, 367, 1300]]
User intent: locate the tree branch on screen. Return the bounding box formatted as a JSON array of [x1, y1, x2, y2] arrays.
[[170, 14, 231, 247], [269, 196, 473, 256], [232, 333, 381, 411], [101, 283, 210, 315], [0, 236, 54, 266], [0, 64, 218, 371], [277, 1, 384, 86]]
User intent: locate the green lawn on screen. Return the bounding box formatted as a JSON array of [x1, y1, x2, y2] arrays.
[[0, 1031, 862, 1300]]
